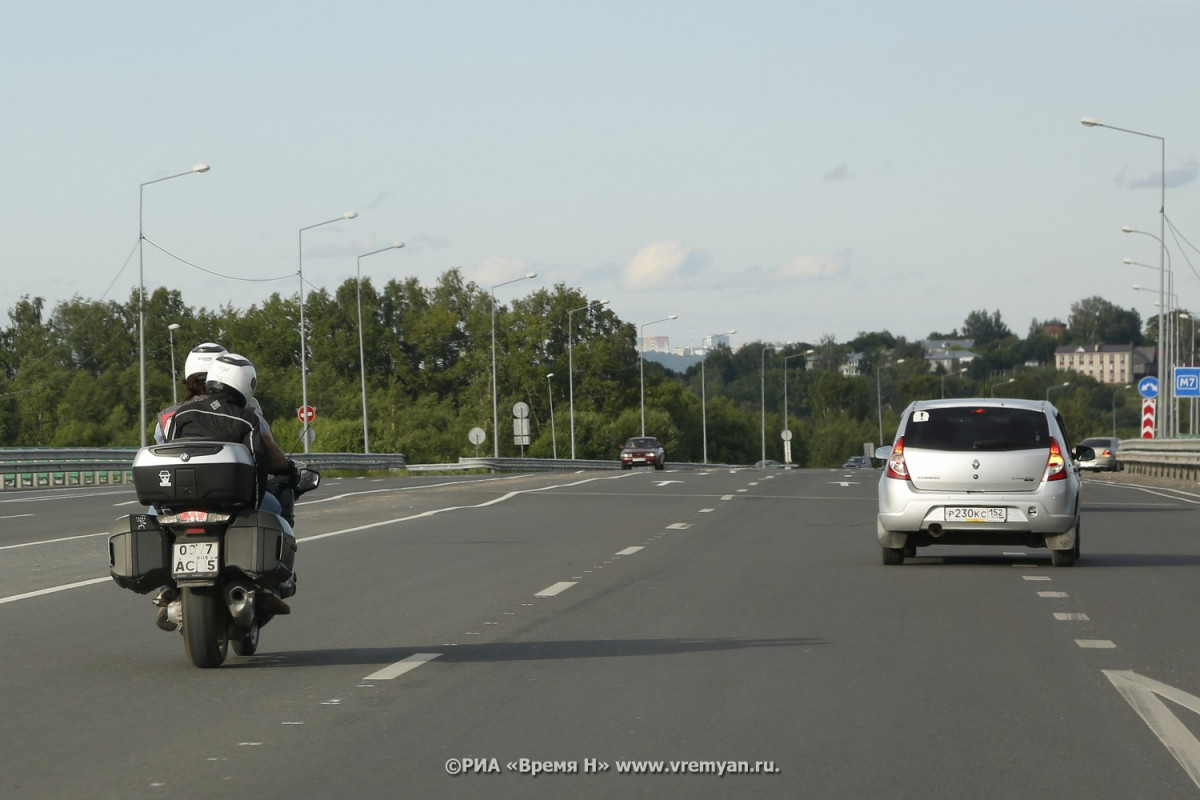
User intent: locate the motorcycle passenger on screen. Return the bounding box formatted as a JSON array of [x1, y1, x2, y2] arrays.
[[163, 353, 297, 516], [154, 342, 227, 444]]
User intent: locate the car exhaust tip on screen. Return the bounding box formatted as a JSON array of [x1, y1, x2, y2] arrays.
[[928, 523, 944, 538]]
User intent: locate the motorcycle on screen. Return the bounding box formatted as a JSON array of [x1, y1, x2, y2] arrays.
[[108, 441, 319, 668]]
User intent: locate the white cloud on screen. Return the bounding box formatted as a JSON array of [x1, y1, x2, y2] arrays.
[[620, 240, 710, 291], [824, 164, 849, 182], [469, 255, 537, 288], [769, 251, 851, 282]]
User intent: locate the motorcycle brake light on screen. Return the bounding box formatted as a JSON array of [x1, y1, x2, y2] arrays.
[[177, 511, 210, 524]]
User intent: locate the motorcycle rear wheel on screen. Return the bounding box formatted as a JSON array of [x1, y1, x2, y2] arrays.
[[182, 587, 228, 668]]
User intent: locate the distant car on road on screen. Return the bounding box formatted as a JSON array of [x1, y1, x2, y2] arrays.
[[842, 455, 874, 469], [620, 437, 665, 470], [754, 459, 783, 468], [1076, 437, 1121, 471]]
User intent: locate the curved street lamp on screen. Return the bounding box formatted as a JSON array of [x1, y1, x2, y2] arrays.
[[298, 211, 358, 453], [546, 372, 557, 459], [1083, 116, 1167, 436], [1112, 384, 1133, 438], [356, 242, 404, 454], [138, 163, 209, 446], [990, 377, 1015, 397], [567, 298, 609, 459], [876, 358, 905, 445], [1046, 381, 1070, 402], [781, 350, 811, 463], [491, 272, 538, 457], [639, 315, 678, 436], [700, 329, 736, 464], [167, 323, 181, 407]]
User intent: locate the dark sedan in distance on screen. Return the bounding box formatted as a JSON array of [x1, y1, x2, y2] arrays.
[[620, 437, 666, 470], [842, 455, 874, 469]]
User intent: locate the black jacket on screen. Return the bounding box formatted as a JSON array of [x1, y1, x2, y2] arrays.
[[164, 392, 269, 501]]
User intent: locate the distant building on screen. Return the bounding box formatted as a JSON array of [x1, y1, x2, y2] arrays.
[[1043, 320, 1067, 339], [840, 352, 864, 377], [640, 335, 670, 353], [1054, 343, 1155, 385], [922, 339, 977, 373]]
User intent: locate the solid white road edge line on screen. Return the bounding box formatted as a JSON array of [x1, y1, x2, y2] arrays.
[[0, 577, 111, 605]]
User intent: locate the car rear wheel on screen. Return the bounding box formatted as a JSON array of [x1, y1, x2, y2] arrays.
[[881, 546, 905, 566], [1051, 522, 1080, 567]]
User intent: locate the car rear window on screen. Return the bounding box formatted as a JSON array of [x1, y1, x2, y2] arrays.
[[903, 407, 1050, 452]]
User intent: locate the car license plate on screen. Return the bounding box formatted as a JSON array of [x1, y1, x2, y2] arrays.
[[172, 539, 220, 578], [944, 507, 1007, 523]]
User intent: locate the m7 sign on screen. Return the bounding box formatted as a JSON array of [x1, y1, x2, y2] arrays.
[[1175, 367, 1200, 398]]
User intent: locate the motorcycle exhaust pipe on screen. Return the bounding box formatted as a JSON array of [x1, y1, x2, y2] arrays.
[[226, 585, 255, 627], [928, 523, 945, 538]]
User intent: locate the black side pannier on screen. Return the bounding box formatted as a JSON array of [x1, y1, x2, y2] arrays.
[[108, 513, 170, 594]]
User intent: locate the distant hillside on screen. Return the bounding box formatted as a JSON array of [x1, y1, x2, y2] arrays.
[[642, 351, 703, 374]]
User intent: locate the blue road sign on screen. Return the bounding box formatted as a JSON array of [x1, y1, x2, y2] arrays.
[[1138, 376, 1160, 399], [1175, 367, 1200, 398]]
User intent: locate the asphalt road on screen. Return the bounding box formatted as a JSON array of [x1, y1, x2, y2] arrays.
[[3, 467, 1200, 799]]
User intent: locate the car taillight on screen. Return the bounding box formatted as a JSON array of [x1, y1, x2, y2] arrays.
[[885, 437, 909, 480], [1045, 437, 1067, 481], [1102, 448, 1112, 457]]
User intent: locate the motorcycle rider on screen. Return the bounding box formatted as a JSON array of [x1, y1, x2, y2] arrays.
[[154, 342, 227, 444], [163, 353, 299, 612]]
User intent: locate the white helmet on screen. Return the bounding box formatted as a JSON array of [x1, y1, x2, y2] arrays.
[[205, 353, 257, 405], [183, 342, 228, 381]]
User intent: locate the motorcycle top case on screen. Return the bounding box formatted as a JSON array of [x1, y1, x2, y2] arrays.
[[132, 441, 258, 510], [108, 513, 169, 594]]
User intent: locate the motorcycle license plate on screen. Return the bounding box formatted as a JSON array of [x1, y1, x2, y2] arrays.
[[172, 539, 220, 579]]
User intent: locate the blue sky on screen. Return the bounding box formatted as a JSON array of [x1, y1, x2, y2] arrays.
[[4, 0, 1200, 352]]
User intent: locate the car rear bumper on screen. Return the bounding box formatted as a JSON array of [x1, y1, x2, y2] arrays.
[[877, 479, 1078, 544]]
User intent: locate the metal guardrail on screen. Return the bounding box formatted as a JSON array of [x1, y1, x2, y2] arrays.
[[1114, 439, 1200, 482], [0, 449, 409, 491]]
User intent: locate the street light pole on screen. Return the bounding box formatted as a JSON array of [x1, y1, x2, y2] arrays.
[[876, 358, 905, 445], [1124, 226, 1174, 436], [167, 323, 181, 407], [638, 315, 678, 436], [567, 298, 609, 459], [356, 242, 404, 454], [781, 352, 809, 455], [1046, 381, 1070, 401], [700, 329, 736, 465], [988, 379, 1017, 398], [546, 373, 557, 459], [491, 273, 538, 457], [761, 345, 773, 466], [1083, 117, 1167, 436], [138, 163, 209, 446], [298, 211, 358, 453], [1112, 384, 1132, 438]]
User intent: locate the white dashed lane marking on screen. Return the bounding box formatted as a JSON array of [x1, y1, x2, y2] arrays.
[[535, 581, 577, 597], [363, 653, 443, 681]]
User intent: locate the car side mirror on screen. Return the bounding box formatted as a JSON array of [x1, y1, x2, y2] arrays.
[[1072, 446, 1095, 463], [874, 446, 892, 460]]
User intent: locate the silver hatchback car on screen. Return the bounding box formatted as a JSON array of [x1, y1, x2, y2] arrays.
[[875, 398, 1095, 567]]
